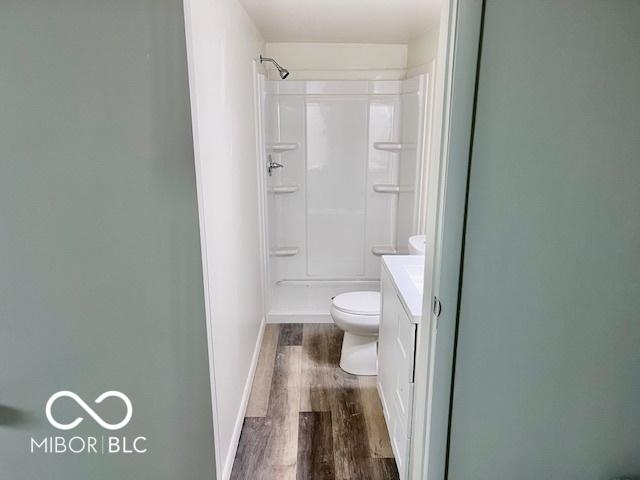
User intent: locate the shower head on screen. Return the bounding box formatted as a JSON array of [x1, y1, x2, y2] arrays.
[[260, 55, 290, 80]]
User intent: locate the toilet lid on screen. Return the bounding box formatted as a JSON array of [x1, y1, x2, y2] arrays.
[[332, 291, 380, 315]]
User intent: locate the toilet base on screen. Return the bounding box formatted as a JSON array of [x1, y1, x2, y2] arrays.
[[339, 332, 378, 376]]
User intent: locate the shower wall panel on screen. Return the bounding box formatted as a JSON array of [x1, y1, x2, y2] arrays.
[[266, 94, 307, 281], [396, 76, 426, 253], [366, 99, 402, 273], [263, 78, 426, 318], [306, 97, 369, 276], [265, 81, 401, 284]]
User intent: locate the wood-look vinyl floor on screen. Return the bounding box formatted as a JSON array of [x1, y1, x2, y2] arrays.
[[231, 324, 399, 480]]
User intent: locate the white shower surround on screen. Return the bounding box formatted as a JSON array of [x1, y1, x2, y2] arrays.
[[262, 76, 428, 322]]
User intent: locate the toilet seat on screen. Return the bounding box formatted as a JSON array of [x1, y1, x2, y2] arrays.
[[332, 291, 380, 316], [331, 291, 381, 337]]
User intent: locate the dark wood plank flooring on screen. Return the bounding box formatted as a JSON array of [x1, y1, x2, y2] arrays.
[[231, 324, 399, 480], [297, 411, 335, 480]]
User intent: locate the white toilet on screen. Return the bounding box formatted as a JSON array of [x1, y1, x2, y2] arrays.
[[330, 291, 381, 376]]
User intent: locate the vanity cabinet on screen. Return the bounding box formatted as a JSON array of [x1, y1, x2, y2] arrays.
[[377, 261, 419, 479]]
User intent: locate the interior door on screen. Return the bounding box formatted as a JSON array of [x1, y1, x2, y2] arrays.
[[447, 1, 640, 478], [0, 1, 216, 478]]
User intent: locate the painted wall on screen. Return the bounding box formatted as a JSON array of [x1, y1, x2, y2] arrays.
[[264, 43, 408, 80], [0, 1, 215, 479], [263, 33, 440, 81], [183, 0, 266, 477], [449, 1, 640, 478]]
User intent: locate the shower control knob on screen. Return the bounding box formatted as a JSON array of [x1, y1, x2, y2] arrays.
[[267, 156, 284, 176]]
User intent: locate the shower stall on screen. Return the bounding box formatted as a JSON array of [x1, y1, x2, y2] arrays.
[[258, 76, 429, 322]]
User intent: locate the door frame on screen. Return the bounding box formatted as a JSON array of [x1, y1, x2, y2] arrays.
[[409, 0, 485, 478], [181, 0, 223, 476]]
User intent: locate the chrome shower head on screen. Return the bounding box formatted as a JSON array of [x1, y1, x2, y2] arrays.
[[260, 55, 289, 80]]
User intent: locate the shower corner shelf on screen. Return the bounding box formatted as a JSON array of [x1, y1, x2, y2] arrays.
[[373, 142, 417, 152], [270, 247, 299, 257], [373, 184, 400, 194], [267, 142, 299, 153], [269, 185, 299, 194], [371, 246, 398, 256]]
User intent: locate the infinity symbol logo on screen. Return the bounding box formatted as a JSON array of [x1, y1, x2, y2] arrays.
[[45, 391, 133, 431]]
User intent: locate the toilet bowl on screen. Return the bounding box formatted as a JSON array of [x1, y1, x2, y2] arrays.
[[330, 291, 380, 376]]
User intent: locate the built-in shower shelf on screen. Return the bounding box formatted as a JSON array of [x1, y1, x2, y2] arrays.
[[269, 185, 299, 194], [373, 142, 416, 152], [267, 142, 299, 153], [372, 184, 415, 194], [373, 184, 400, 194], [270, 247, 299, 257], [371, 246, 398, 256]]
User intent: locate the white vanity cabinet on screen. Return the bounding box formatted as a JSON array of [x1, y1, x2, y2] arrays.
[[377, 255, 424, 479]]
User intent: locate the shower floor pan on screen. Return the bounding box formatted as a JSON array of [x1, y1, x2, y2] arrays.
[[267, 279, 379, 323]]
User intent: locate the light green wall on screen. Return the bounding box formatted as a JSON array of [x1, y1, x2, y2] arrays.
[[0, 1, 215, 478], [449, 1, 640, 478]]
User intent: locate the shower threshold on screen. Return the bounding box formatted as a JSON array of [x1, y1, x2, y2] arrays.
[[268, 280, 380, 324]]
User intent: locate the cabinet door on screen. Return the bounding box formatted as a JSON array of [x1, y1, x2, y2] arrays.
[[378, 267, 417, 479], [390, 302, 416, 478], [378, 267, 399, 414]]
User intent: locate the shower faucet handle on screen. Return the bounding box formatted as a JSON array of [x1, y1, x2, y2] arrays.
[[267, 155, 283, 176]]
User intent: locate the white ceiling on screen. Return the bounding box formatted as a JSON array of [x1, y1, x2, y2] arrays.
[[239, 0, 441, 44]]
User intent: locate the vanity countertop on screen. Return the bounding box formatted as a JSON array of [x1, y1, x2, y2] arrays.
[[381, 255, 425, 322]]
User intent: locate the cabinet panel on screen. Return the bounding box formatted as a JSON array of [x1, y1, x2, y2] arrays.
[[378, 265, 417, 479]]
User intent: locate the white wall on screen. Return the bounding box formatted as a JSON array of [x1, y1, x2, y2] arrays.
[[264, 42, 408, 80], [183, 0, 265, 478], [264, 34, 441, 81]]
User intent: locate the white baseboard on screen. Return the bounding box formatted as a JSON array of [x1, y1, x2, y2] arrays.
[[221, 316, 266, 480], [267, 313, 333, 324]]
